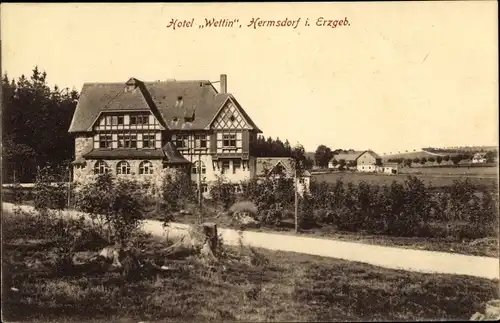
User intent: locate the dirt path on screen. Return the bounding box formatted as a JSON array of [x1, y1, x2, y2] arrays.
[[3, 202, 498, 280]]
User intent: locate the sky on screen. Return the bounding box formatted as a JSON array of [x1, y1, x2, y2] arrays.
[[1, 2, 498, 154]]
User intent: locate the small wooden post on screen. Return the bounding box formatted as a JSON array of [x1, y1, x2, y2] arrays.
[[198, 152, 202, 209], [67, 166, 71, 209], [294, 167, 298, 234]]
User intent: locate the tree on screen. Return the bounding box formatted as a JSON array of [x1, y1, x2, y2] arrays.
[[420, 157, 427, 165], [451, 154, 463, 165], [304, 157, 314, 169], [413, 157, 421, 164], [314, 145, 333, 168], [253, 135, 294, 157], [443, 155, 450, 162], [436, 156, 443, 164], [428, 156, 436, 163], [2, 67, 79, 182], [404, 159, 412, 167], [338, 159, 347, 170]]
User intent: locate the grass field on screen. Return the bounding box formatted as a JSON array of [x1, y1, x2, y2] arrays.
[[2, 210, 498, 322], [400, 166, 498, 176], [312, 171, 498, 188]]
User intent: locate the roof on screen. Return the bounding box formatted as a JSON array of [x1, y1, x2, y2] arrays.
[[82, 142, 191, 164], [84, 148, 166, 159], [162, 142, 191, 164], [331, 151, 365, 162], [363, 150, 382, 159], [68, 78, 262, 133], [330, 150, 381, 162], [473, 152, 488, 158], [72, 156, 87, 165], [383, 162, 400, 167], [256, 157, 311, 177]]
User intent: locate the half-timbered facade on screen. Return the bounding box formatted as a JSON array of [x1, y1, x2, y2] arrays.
[[68, 74, 262, 193]]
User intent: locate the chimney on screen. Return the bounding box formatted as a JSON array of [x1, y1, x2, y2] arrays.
[[220, 74, 227, 94]]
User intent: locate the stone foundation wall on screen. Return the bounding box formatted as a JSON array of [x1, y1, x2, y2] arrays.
[[75, 135, 93, 159], [73, 159, 181, 198]]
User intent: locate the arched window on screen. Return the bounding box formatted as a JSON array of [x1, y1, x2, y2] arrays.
[[192, 160, 206, 174], [139, 160, 154, 175], [94, 161, 110, 175], [116, 161, 131, 175]]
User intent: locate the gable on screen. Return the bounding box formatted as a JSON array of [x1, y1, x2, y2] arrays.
[[69, 81, 165, 132], [92, 111, 163, 131], [210, 98, 253, 130], [359, 151, 375, 160]]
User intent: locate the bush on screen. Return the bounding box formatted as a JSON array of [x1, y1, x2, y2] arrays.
[[297, 176, 495, 240], [74, 173, 145, 246], [210, 175, 236, 210], [229, 201, 258, 215], [33, 166, 67, 211], [160, 171, 196, 215], [240, 176, 295, 225], [3, 182, 26, 204], [7, 207, 90, 271]]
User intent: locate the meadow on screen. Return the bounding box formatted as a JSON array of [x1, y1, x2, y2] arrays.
[[312, 169, 498, 188], [2, 209, 498, 322]]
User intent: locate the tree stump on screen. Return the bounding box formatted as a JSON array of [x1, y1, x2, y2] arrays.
[[200, 222, 218, 255]]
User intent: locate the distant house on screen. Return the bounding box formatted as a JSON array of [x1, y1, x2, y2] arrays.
[[328, 151, 364, 169], [356, 151, 382, 172], [379, 162, 400, 175], [328, 150, 382, 172], [472, 152, 488, 164], [256, 157, 311, 195]]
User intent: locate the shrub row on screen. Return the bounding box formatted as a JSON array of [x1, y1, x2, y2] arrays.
[[301, 177, 498, 239], [209, 175, 498, 240], [12, 166, 498, 241]]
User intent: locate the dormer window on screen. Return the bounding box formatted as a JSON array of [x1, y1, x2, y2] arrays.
[[184, 111, 195, 123], [125, 78, 139, 92], [175, 96, 184, 109]]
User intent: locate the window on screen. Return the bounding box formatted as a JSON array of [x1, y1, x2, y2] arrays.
[[116, 161, 131, 175], [94, 161, 110, 175], [105, 116, 112, 125], [233, 184, 241, 193], [143, 133, 155, 148], [117, 116, 124, 125], [118, 134, 137, 148], [99, 134, 112, 148], [221, 160, 230, 174], [192, 161, 206, 174], [233, 160, 241, 174], [223, 133, 237, 147], [194, 135, 207, 148], [176, 135, 189, 148], [130, 114, 150, 125], [111, 116, 118, 125], [139, 160, 154, 175]]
